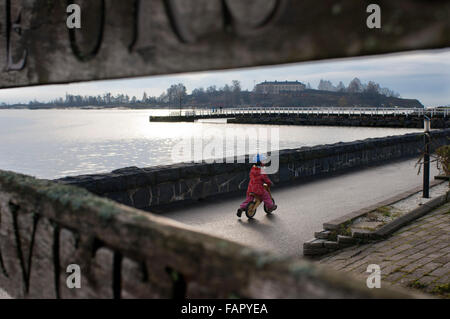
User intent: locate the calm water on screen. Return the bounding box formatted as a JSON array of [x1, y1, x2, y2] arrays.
[[0, 109, 421, 179]]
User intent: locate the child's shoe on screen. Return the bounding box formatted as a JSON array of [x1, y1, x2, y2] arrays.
[[236, 208, 243, 218]]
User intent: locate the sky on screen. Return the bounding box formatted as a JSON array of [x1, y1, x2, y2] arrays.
[[0, 48, 449, 107]]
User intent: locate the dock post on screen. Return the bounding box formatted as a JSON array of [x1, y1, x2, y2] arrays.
[[423, 117, 431, 198]]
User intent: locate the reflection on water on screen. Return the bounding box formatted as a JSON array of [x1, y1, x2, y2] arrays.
[[0, 109, 421, 179]]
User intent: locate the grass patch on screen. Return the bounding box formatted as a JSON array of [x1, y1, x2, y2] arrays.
[[391, 212, 402, 218], [377, 206, 392, 217], [366, 212, 378, 221], [408, 280, 427, 289], [328, 230, 338, 241], [431, 283, 450, 294], [392, 266, 404, 273], [357, 226, 376, 231], [339, 222, 352, 237]]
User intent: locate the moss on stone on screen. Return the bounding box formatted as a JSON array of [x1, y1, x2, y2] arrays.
[[376, 206, 392, 217], [328, 230, 338, 241], [338, 221, 353, 237], [0, 169, 124, 221], [408, 280, 427, 290], [431, 283, 450, 294]]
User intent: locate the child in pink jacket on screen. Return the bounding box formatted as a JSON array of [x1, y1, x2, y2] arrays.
[[237, 161, 276, 218]]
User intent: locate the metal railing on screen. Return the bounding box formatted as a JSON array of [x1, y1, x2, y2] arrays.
[[170, 107, 449, 118]]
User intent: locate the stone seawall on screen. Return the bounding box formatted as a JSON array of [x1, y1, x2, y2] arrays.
[[0, 170, 422, 298], [57, 130, 450, 212], [149, 114, 450, 129]]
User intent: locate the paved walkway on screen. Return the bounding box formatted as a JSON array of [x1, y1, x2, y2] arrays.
[[164, 158, 439, 256], [319, 202, 450, 298]]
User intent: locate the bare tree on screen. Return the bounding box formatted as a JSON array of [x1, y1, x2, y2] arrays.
[[336, 81, 346, 92], [347, 77, 364, 93], [365, 81, 381, 95], [167, 83, 187, 113], [318, 79, 337, 91], [231, 80, 242, 106]]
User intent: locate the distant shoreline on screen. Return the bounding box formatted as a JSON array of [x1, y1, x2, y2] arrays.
[[0, 106, 175, 110]]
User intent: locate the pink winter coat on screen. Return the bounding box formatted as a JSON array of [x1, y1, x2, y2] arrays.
[[246, 166, 272, 197]]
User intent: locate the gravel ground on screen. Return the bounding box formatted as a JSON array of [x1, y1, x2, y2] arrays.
[[393, 182, 448, 211], [352, 182, 449, 230]]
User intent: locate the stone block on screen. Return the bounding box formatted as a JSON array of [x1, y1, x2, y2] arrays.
[[202, 180, 219, 197], [156, 168, 180, 183], [303, 246, 329, 256], [105, 191, 132, 206], [191, 181, 205, 200], [278, 165, 292, 183], [180, 163, 210, 178], [157, 183, 174, 205], [132, 188, 151, 209], [338, 235, 358, 247], [324, 241, 339, 250], [314, 231, 331, 240], [121, 258, 162, 299], [0, 201, 34, 298], [304, 239, 326, 248], [27, 217, 57, 299], [59, 230, 115, 299]]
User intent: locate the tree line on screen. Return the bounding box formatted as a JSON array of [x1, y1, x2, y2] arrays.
[[1, 78, 402, 108], [315, 78, 400, 97]]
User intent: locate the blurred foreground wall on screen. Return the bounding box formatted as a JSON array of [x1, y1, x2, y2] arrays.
[[1, 0, 449, 88]]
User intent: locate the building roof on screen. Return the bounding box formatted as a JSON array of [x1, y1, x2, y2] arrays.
[[257, 80, 305, 85]]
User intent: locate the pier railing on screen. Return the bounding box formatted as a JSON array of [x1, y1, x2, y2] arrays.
[[169, 107, 449, 118]]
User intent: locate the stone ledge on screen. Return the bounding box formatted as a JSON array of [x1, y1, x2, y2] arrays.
[[323, 179, 443, 231], [305, 182, 449, 258], [371, 191, 450, 239], [56, 130, 450, 211]]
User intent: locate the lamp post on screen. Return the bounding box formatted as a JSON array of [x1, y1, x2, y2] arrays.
[[423, 117, 431, 198]]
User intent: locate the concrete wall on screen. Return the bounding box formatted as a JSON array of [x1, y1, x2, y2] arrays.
[[57, 130, 450, 211], [0, 170, 422, 299]]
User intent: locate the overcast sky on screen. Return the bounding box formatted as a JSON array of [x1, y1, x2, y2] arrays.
[[0, 48, 449, 107]]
